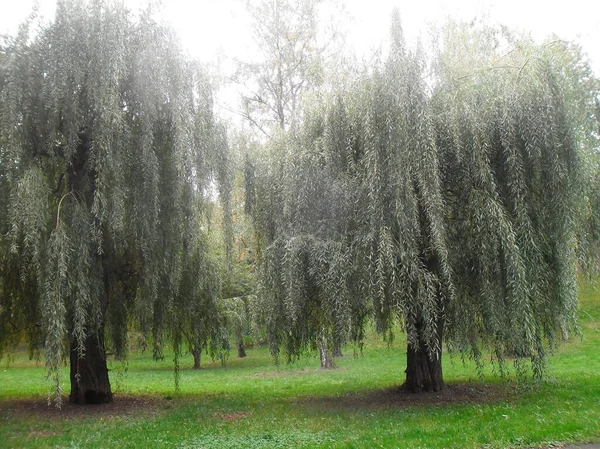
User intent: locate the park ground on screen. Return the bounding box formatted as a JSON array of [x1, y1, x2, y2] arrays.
[[0, 278, 599, 449]]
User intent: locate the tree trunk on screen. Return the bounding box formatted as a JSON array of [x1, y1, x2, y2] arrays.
[[192, 344, 202, 370], [67, 134, 112, 404], [319, 333, 335, 369], [69, 329, 112, 404], [237, 338, 247, 358], [403, 320, 444, 393]]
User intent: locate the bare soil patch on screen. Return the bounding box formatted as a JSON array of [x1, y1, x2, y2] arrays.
[[1, 395, 168, 420], [297, 383, 511, 410]]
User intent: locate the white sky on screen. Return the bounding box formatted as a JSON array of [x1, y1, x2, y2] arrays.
[[1, 0, 598, 67], [1, 0, 599, 119]]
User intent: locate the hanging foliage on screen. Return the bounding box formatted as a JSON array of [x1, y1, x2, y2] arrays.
[[250, 15, 599, 391], [0, 0, 229, 406]]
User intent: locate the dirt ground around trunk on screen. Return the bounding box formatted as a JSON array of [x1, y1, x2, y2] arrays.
[[1, 395, 168, 420]]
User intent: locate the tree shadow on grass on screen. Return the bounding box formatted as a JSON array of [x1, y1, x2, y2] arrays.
[[294, 382, 512, 411], [1, 382, 513, 420], [1, 395, 170, 420]]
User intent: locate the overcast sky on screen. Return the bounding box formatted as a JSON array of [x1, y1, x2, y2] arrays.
[[1, 0, 599, 71], [1, 0, 599, 120]]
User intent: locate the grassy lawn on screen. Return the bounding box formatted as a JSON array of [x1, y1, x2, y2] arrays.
[[1, 280, 599, 449]]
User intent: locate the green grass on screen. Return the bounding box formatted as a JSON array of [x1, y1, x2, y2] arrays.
[[1, 281, 599, 449]]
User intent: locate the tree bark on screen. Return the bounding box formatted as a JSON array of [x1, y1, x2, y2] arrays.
[[237, 338, 247, 358], [69, 329, 112, 404], [67, 133, 113, 404], [403, 320, 444, 393], [192, 344, 202, 370], [319, 333, 335, 369]]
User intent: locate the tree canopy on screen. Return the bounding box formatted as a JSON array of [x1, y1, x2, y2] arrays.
[[249, 16, 600, 391], [0, 0, 229, 405]]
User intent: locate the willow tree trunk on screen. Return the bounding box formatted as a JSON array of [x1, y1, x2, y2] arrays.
[[69, 328, 112, 404], [237, 338, 247, 358], [67, 134, 112, 404], [192, 344, 202, 370], [403, 320, 444, 393], [319, 332, 335, 369]]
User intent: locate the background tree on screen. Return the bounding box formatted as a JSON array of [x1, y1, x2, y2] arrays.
[[233, 0, 344, 137], [221, 294, 254, 359], [249, 96, 369, 369], [0, 0, 228, 405], [175, 229, 229, 371], [238, 0, 355, 368], [220, 243, 260, 359], [170, 121, 233, 374]]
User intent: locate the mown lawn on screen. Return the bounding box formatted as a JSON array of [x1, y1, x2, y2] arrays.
[[1, 279, 599, 449]]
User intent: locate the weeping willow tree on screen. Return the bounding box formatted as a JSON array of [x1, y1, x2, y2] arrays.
[[174, 227, 229, 371], [162, 123, 231, 375], [366, 20, 598, 391], [252, 15, 452, 382], [251, 13, 598, 391], [0, 0, 228, 405], [358, 20, 597, 391], [250, 100, 368, 368], [351, 16, 454, 392], [433, 26, 600, 381]]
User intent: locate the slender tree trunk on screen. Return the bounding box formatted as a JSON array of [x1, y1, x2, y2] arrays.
[[403, 319, 444, 393], [237, 337, 247, 358], [69, 328, 112, 404], [319, 332, 335, 369], [192, 344, 202, 370]]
